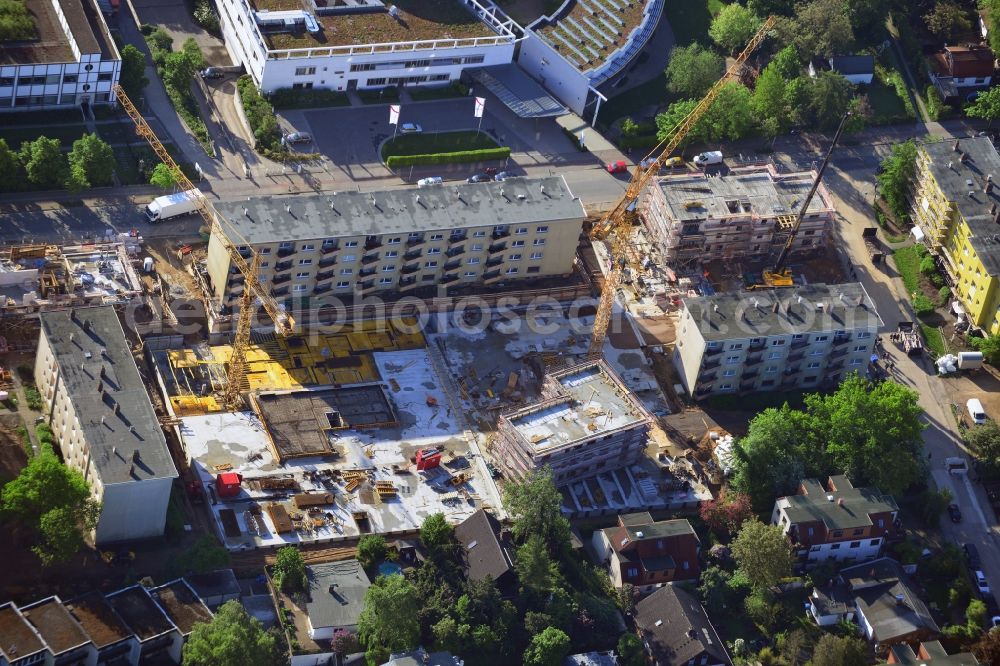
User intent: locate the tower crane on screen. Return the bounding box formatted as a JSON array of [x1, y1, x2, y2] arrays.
[[587, 17, 776, 356], [114, 84, 294, 409]]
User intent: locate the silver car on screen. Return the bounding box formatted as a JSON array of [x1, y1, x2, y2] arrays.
[[283, 132, 312, 145]]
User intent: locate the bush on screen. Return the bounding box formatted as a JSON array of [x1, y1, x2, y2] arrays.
[[926, 85, 945, 121], [35, 422, 53, 446], [24, 386, 42, 411], [139, 23, 155, 35], [237, 75, 282, 153], [912, 294, 936, 316], [145, 27, 173, 54], [384, 147, 511, 168], [192, 0, 220, 34], [919, 255, 938, 276], [356, 534, 386, 568], [938, 286, 951, 305], [0, 0, 38, 41]]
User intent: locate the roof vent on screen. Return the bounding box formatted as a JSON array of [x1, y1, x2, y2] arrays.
[[635, 531, 644, 538], [243, 207, 249, 216], [712, 303, 719, 313], [687, 629, 697, 638], [540, 185, 546, 195], [948, 161, 953, 169], [954, 139, 961, 152], [84, 351, 92, 359], [654, 620, 663, 627], [827, 494, 835, 502]]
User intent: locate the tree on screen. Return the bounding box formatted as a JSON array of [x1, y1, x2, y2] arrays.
[[357, 574, 420, 657], [617, 633, 646, 666], [420, 512, 456, 557], [163, 49, 199, 94], [972, 625, 1000, 662], [666, 44, 725, 99], [748, 0, 795, 16], [698, 566, 734, 614], [19, 136, 65, 188], [1, 444, 100, 565], [146, 27, 173, 54], [807, 70, 854, 130], [753, 63, 789, 135], [968, 598, 988, 632], [273, 546, 306, 592], [182, 600, 282, 666], [331, 629, 361, 655], [986, 0, 1000, 56], [357, 533, 386, 568], [700, 82, 754, 142], [730, 520, 793, 591], [172, 535, 230, 576], [699, 489, 753, 536], [710, 3, 763, 53], [149, 162, 177, 190], [967, 86, 1000, 124], [67, 133, 115, 188], [846, 0, 889, 46], [522, 626, 571, 666], [0, 138, 21, 192], [970, 334, 1000, 365], [966, 419, 1000, 470], [182, 37, 207, 70], [924, 1, 971, 41], [655, 98, 705, 145], [878, 140, 918, 222], [744, 590, 781, 633], [503, 467, 571, 549], [119, 44, 148, 98], [779, 0, 855, 59], [770, 45, 802, 81], [730, 406, 810, 513], [920, 488, 952, 528], [516, 533, 559, 597], [808, 633, 867, 666], [64, 163, 88, 194]]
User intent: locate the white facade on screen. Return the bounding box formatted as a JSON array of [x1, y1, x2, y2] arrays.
[[517, 32, 590, 115], [0, 0, 121, 111], [801, 537, 884, 563], [218, 0, 518, 93]]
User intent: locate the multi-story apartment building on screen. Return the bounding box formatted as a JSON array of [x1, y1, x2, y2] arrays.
[[0, 0, 120, 111], [217, 0, 518, 93], [641, 165, 835, 268], [673, 282, 881, 399], [35, 306, 177, 543], [910, 136, 1000, 335], [591, 513, 700, 593], [493, 359, 652, 485], [207, 176, 586, 309], [772, 476, 898, 566]]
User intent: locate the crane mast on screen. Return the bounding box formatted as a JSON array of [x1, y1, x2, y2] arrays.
[[587, 17, 775, 355]]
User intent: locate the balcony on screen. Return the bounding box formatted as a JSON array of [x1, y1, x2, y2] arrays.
[[787, 352, 804, 362], [274, 261, 293, 272], [444, 260, 461, 271], [271, 274, 291, 285], [791, 339, 808, 349], [704, 345, 721, 357], [741, 369, 758, 380], [406, 236, 424, 247], [361, 254, 379, 265], [488, 242, 507, 254], [486, 257, 503, 268], [828, 361, 845, 371], [702, 358, 720, 370], [745, 354, 762, 366], [784, 366, 799, 375], [227, 273, 245, 285], [277, 247, 294, 258], [359, 280, 376, 293], [694, 384, 713, 397], [749, 339, 765, 350], [446, 246, 464, 258], [404, 249, 422, 260], [441, 273, 459, 284], [365, 237, 382, 251], [401, 263, 419, 275], [833, 335, 851, 347], [492, 228, 510, 240], [483, 269, 502, 282], [318, 255, 337, 268], [316, 270, 335, 283], [320, 243, 338, 255], [449, 232, 467, 244], [830, 347, 848, 359], [238, 247, 252, 258], [698, 370, 718, 383], [270, 286, 289, 297], [780, 376, 798, 387], [399, 276, 417, 287], [313, 283, 331, 294], [359, 267, 376, 278]]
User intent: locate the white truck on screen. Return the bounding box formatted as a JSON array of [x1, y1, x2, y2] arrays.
[[693, 150, 724, 167], [145, 189, 201, 223]]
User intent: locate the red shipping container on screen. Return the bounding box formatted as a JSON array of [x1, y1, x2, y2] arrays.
[[216, 472, 243, 497], [415, 448, 442, 471]]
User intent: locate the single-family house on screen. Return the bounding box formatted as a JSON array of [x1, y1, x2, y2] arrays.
[[634, 584, 731, 666], [303, 560, 371, 640], [592, 513, 700, 593], [809, 55, 875, 84], [454, 509, 515, 591], [931, 45, 995, 100], [888, 641, 979, 665]]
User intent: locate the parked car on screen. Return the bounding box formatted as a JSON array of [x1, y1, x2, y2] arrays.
[[976, 570, 991, 596], [948, 503, 962, 523], [466, 173, 490, 183], [663, 156, 684, 169], [200, 67, 225, 79], [965, 543, 982, 569], [968, 398, 987, 425], [282, 132, 312, 145], [417, 176, 443, 187], [494, 171, 513, 181], [639, 157, 659, 170], [400, 123, 423, 134], [606, 160, 628, 174]]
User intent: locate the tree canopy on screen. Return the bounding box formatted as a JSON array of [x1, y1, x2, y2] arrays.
[[923, 1, 971, 41], [420, 511, 457, 558], [119, 44, 149, 99], [1, 444, 100, 565], [967, 86, 1000, 122], [67, 133, 115, 189], [808, 633, 868, 666], [503, 467, 571, 549], [665, 43, 725, 99], [753, 63, 790, 135], [0, 138, 21, 192], [731, 520, 793, 591], [19, 136, 65, 189], [779, 0, 855, 59], [357, 574, 421, 658], [149, 162, 177, 190], [985, 0, 1000, 56], [965, 420, 1000, 472], [357, 533, 387, 568], [709, 3, 763, 53], [877, 140, 918, 222], [273, 546, 306, 592], [522, 626, 571, 666], [182, 600, 281, 666]]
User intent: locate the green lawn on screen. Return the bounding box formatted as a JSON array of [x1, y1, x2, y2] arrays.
[[921, 323, 946, 357], [381, 130, 500, 159], [866, 79, 907, 121], [892, 245, 923, 295]]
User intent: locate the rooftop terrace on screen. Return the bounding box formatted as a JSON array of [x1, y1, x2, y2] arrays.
[[104, 587, 173, 642], [20, 598, 90, 655], [0, 604, 46, 662], [0, 0, 110, 65], [64, 592, 132, 649], [149, 581, 213, 636], [534, 0, 648, 72]]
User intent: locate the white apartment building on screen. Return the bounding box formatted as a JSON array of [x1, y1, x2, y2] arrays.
[[35, 306, 177, 544], [206, 176, 586, 309], [217, 0, 519, 93], [0, 0, 120, 111], [673, 283, 882, 399], [641, 165, 835, 269]]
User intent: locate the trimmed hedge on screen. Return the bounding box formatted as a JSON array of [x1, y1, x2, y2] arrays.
[[270, 87, 350, 109], [386, 147, 511, 168]]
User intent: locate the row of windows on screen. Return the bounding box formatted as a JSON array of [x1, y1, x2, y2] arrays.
[[350, 54, 485, 72], [259, 252, 544, 272], [0, 91, 112, 106], [809, 539, 880, 552], [250, 226, 551, 255], [705, 331, 871, 350], [0, 72, 113, 86], [267, 265, 539, 293]]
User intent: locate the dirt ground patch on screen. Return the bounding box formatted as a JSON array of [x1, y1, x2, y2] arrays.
[[0, 413, 28, 483], [146, 239, 206, 300]]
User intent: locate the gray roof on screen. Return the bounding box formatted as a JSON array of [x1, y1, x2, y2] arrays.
[[921, 137, 1000, 275], [635, 584, 731, 666], [889, 642, 979, 665], [185, 569, 241, 602], [39, 306, 176, 484], [657, 169, 833, 223], [470, 65, 569, 117], [838, 558, 939, 643], [214, 176, 585, 246], [682, 283, 881, 341], [454, 508, 513, 583], [305, 560, 370, 630], [781, 477, 898, 531], [384, 648, 463, 666], [830, 55, 875, 75], [564, 651, 619, 666]]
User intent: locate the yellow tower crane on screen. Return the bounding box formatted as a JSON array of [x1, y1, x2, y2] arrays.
[[587, 17, 775, 356], [114, 84, 295, 409]]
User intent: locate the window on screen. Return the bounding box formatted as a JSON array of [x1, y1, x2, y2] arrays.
[[802, 376, 817, 383], [63, 74, 78, 83], [366, 77, 387, 87], [506, 267, 518, 274], [471, 244, 483, 251], [387, 237, 401, 244], [771, 339, 786, 346], [853, 528, 864, 536], [728, 343, 744, 350], [849, 358, 863, 366], [765, 366, 778, 374], [427, 248, 441, 255], [723, 370, 736, 377], [515, 227, 528, 235], [707, 342, 720, 349], [536, 225, 549, 233], [626, 567, 638, 578], [258, 276, 268, 282], [682, 560, 690, 570], [260, 247, 272, 255], [768, 351, 782, 359], [467, 257, 481, 265], [530, 252, 543, 260], [292, 284, 308, 292], [295, 272, 309, 279], [512, 240, 525, 247], [279, 242, 293, 249], [807, 527, 814, 536], [424, 261, 438, 268], [295, 66, 317, 75], [830, 543, 841, 550], [857, 331, 871, 339], [877, 519, 884, 528], [298, 259, 312, 265], [379, 277, 393, 284], [385, 250, 398, 258], [719, 383, 734, 390], [382, 265, 395, 272], [430, 233, 444, 240], [527, 266, 541, 274], [473, 230, 486, 237], [853, 345, 866, 352], [345, 240, 358, 248], [813, 335, 828, 342], [849, 541, 861, 548], [832, 530, 843, 538], [509, 253, 522, 261], [340, 268, 353, 275], [291, 82, 313, 90], [870, 539, 880, 546], [807, 362, 821, 369], [336, 281, 350, 288], [464, 271, 477, 277], [342, 254, 356, 262], [809, 349, 825, 356], [533, 238, 546, 246], [351, 63, 376, 72], [301, 243, 315, 252]]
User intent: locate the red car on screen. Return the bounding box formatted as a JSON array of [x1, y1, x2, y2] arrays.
[[607, 160, 628, 174]]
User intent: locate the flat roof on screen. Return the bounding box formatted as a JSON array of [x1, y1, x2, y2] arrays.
[[149, 581, 213, 636], [39, 306, 177, 484], [255, 0, 497, 49], [622, 517, 695, 541], [921, 137, 1000, 275], [20, 598, 90, 655], [657, 167, 834, 223], [304, 560, 370, 630], [0, 604, 46, 662], [0, 0, 108, 65], [253, 385, 397, 459], [504, 359, 651, 452], [64, 592, 133, 649], [214, 176, 584, 246], [534, 0, 647, 72], [681, 282, 882, 341], [104, 587, 174, 642], [781, 477, 898, 531]]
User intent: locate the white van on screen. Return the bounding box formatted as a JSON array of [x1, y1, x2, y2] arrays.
[[693, 150, 723, 167], [967, 398, 987, 425], [417, 176, 443, 187]]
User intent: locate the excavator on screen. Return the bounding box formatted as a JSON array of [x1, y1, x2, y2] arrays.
[[750, 110, 852, 290]]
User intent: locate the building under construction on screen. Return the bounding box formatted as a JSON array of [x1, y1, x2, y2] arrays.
[[641, 164, 836, 269], [493, 359, 653, 486]]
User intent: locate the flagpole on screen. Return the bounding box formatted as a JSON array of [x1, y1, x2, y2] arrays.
[[477, 113, 483, 136]]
